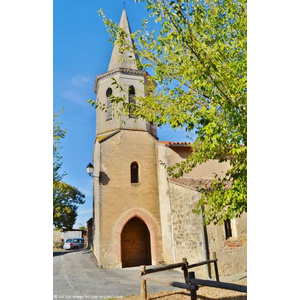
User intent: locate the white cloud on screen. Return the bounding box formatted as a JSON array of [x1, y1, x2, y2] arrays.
[[62, 90, 87, 106], [70, 75, 92, 87], [61, 75, 93, 107]]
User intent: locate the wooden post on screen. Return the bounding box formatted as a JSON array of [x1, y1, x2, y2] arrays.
[[212, 252, 219, 282], [182, 258, 189, 283], [145, 262, 185, 274], [187, 278, 247, 293], [188, 272, 197, 300], [141, 265, 147, 300]]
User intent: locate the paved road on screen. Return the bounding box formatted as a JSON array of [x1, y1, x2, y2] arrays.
[[53, 249, 182, 299]]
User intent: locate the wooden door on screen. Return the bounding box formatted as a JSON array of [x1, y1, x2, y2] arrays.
[[121, 217, 152, 267]]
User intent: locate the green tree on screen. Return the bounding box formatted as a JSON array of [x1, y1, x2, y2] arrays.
[[78, 223, 87, 231], [53, 111, 85, 230], [53, 110, 66, 183], [53, 181, 85, 231], [94, 0, 247, 225]]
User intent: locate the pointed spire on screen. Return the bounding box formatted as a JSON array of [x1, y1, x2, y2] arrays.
[[108, 9, 139, 71]]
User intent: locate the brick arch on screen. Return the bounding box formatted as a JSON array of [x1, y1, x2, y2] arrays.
[[114, 208, 160, 265]]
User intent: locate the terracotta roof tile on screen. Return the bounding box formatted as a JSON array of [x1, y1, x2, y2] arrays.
[[156, 141, 191, 147], [168, 177, 231, 191], [168, 177, 213, 191]]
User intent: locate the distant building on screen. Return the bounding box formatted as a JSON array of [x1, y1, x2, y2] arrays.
[[53, 229, 86, 244], [90, 9, 246, 277], [85, 218, 93, 249]]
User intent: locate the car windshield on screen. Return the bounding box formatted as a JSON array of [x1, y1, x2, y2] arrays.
[[66, 239, 72, 243]]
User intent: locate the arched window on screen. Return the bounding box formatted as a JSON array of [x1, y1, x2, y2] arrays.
[[131, 162, 139, 183], [106, 88, 113, 120], [224, 219, 232, 239], [128, 86, 136, 118]]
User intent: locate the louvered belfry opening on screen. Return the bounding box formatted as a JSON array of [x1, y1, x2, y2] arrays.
[[106, 88, 113, 120], [121, 217, 152, 268], [128, 85, 136, 118]]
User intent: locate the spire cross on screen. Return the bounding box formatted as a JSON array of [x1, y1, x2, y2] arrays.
[[123, 1, 126, 9]]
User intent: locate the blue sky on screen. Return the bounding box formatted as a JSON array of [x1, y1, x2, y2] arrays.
[[53, 0, 190, 228]]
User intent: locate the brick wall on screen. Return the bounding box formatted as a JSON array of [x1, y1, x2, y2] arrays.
[[93, 130, 163, 268]]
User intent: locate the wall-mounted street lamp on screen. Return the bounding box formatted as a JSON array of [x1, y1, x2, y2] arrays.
[[86, 163, 94, 176], [86, 163, 109, 185], [86, 162, 101, 182]]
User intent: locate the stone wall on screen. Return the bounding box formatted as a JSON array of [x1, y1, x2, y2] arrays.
[[168, 183, 207, 277], [156, 143, 232, 267], [206, 213, 247, 276], [168, 182, 247, 277]]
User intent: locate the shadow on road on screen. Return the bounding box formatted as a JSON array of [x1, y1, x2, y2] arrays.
[[53, 251, 68, 257], [53, 249, 87, 257]]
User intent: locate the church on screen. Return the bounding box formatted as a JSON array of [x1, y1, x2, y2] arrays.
[[87, 9, 247, 278]]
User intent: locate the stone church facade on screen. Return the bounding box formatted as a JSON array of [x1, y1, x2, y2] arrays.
[[89, 9, 247, 277]]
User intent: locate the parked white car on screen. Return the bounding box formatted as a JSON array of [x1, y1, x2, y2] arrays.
[[63, 238, 85, 250]]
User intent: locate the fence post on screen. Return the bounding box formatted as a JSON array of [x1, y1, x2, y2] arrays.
[[212, 252, 220, 282], [188, 272, 197, 300], [141, 265, 147, 300], [182, 258, 189, 283]]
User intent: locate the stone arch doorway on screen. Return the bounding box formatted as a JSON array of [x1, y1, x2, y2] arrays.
[[121, 217, 152, 268]]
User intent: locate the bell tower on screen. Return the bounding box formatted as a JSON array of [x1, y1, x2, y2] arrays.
[[94, 9, 157, 140], [92, 9, 163, 268]]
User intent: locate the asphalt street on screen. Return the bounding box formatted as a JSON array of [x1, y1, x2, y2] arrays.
[[53, 248, 182, 299]]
